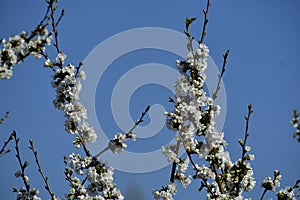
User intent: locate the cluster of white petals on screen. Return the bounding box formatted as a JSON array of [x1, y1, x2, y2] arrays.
[[156, 37, 256, 199], [14, 187, 41, 200], [66, 154, 124, 199], [277, 186, 297, 200], [0, 29, 52, 79], [51, 61, 97, 143], [153, 183, 177, 200], [261, 170, 282, 191], [108, 132, 136, 153]]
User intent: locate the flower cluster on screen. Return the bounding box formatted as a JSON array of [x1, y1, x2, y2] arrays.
[[261, 170, 282, 192], [276, 186, 297, 200], [260, 170, 299, 199], [13, 187, 41, 200], [153, 183, 177, 200], [65, 154, 124, 199], [108, 132, 136, 153], [0, 27, 52, 79], [154, 18, 256, 199], [50, 55, 96, 143]]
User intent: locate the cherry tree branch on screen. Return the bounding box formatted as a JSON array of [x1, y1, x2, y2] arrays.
[[94, 106, 150, 157], [0, 131, 13, 156], [212, 50, 230, 100], [29, 139, 56, 199], [199, 0, 211, 44], [0, 111, 9, 124], [13, 131, 30, 192]]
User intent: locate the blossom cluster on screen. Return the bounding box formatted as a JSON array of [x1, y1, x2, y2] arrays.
[[0, 28, 52, 79], [261, 170, 282, 192], [154, 23, 256, 198], [276, 186, 297, 200], [49, 53, 97, 143], [65, 153, 124, 199], [260, 170, 299, 199], [108, 132, 136, 153], [13, 187, 41, 200], [153, 183, 177, 200]]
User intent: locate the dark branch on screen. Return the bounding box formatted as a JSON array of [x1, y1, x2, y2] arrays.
[[212, 50, 230, 100], [0, 132, 14, 156], [29, 139, 56, 199], [13, 131, 30, 192], [0, 111, 9, 124], [199, 0, 211, 44]]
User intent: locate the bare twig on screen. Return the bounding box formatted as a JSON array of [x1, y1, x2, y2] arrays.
[[94, 106, 150, 157], [127, 105, 150, 135], [260, 189, 268, 200], [0, 111, 9, 124], [13, 131, 30, 192], [241, 104, 254, 162], [199, 0, 211, 44], [49, 1, 65, 65], [212, 50, 230, 100], [29, 139, 56, 199], [0, 132, 13, 156]]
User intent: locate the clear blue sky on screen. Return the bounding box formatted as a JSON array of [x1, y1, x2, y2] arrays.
[[0, 1, 299, 199]]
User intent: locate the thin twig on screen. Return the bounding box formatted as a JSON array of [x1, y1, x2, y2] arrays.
[[0, 111, 9, 124], [49, 1, 65, 65], [260, 188, 268, 200], [169, 141, 181, 183], [29, 139, 56, 199], [212, 50, 230, 100], [127, 105, 150, 135], [13, 131, 30, 192], [94, 106, 150, 157], [241, 104, 254, 162], [75, 62, 84, 78], [236, 104, 254, 195], [199, 0, 211, 44], [0, 132, 13, 156]]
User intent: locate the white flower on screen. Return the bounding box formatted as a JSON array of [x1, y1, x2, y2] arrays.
[[77, 70, 86, 80], [44, 58, 52, 67], [162, 145, 179, 163], [55, 52, 67, 64]]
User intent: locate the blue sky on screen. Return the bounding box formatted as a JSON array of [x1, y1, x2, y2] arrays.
[[0, 1, 300, 199]]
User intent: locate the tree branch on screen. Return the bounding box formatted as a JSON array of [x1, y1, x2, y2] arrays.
[[29, 139, 56, 199]]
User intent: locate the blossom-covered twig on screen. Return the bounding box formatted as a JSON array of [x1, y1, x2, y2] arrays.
[[233, 103, 255, 196], [276, 179, 300, 200], [0, 1, 53, 79], [260, 170, 282, 200], [29, 139, 56, 199], [43, 1, 97, 144], [154, 1, 257, 199]]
